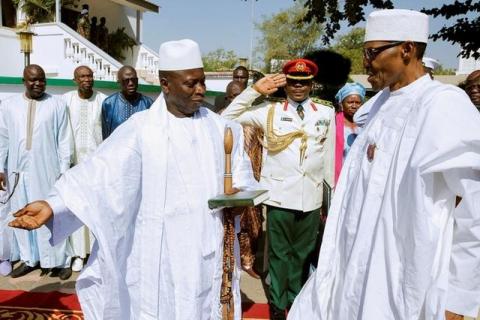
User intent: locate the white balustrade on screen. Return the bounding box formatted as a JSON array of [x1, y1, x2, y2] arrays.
[[65, 38, 73, 58], [62, 33, 121, 81]]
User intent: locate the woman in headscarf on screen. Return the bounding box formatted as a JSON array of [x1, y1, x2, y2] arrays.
[[334, 82, 366, 183]]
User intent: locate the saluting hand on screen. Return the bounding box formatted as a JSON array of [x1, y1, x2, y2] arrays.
[[252, 74, 287, 96], [8, 200, 53, 230]]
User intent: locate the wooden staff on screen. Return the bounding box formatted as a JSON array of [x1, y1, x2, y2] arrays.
[[224, 127, 233, 194], [221, 127, 235, 320]]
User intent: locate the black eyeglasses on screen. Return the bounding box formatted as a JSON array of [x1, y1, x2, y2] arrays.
[[363, 41, 404, 62]]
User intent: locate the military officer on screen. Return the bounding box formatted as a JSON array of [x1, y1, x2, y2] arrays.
[[222, 58, 335, 320]]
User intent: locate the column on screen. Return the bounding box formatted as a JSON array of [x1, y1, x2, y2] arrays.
[[55, 0, 61, 23]]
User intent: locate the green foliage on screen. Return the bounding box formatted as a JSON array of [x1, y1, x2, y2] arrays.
[[331, 28, 365, 74], [434, 66, 456, 76], [12, 0, 56, 23], [107, 27, 136, 62], [12, 0, 77, 23], [422, 1, 480, 59], [256, 2, 323, 72], [202, 49, 239, 72], [300, 0, 479, 59]]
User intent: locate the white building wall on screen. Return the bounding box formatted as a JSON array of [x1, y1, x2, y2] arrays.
[[30, 26, 67, 77], [457, 53, 480, 75], [0, 27, 25, 77], [0, 23, 123, 81], [82, 0, 136, 40]]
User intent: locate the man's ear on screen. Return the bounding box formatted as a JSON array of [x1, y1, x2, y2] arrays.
[[159, 77, 169, 94], [401, 41, 415, 60]]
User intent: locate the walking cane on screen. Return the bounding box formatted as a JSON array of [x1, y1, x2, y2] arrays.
[[221, 127, 235, 320]]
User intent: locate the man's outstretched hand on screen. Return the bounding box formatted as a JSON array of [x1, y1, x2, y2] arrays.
[[8, 200, 53, 230]]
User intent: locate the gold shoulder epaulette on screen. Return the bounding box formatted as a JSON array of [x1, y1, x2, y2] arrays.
[[311, 97, 334, 108]]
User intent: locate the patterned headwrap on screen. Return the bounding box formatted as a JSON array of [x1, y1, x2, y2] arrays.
[[335, 82, 366, 103]]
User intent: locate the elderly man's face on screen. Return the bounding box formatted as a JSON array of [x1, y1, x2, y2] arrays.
[[363, 41, 405, 91], [74, 67, 94, 94], [162, 68, 206, 116], [23, 66, 46, 99], [233, 69, 249, 85], [118, 68, 138, 96]]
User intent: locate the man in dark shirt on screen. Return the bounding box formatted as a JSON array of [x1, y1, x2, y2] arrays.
[[101, 66, 153, 139]]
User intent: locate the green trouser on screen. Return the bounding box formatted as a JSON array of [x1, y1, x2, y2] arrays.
[[267, 205, 320, 310]]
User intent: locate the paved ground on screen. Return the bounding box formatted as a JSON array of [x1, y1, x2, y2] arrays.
[[0, 264, 268, 303], [1, 213, 479, 319]]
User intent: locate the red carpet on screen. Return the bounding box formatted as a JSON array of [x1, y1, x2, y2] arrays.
[[0, 290, 270, 319]]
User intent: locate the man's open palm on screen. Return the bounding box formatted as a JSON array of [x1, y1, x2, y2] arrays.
[[8, 200, 53, 230]]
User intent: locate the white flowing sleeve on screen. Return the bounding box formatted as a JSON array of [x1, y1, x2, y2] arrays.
[[419, 88, 480, 317], [47, 115, 143, 247], [0, 101, 8, 168], [56, 99, 73, 173], [46, 193, 84, 246], [324, 108, 336, 187], [443, 168, 480, 317]]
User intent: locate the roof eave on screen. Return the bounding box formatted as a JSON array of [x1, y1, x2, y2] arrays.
[[111, 0, 159, 13]]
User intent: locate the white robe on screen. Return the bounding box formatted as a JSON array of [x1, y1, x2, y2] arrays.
[[0, 93, 72, 268], [289, 75, 480, 319], [46, 95, 257, 320], [63, 90, 106, 259], [0, 202, 13, 260]]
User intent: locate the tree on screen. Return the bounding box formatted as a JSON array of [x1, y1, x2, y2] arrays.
[[12, 0, 56, 23], [300, 0, 480, 59], [202, 49, 239, 72], [256, 2, 323, 72], [434, 65, 456, 76], [332, 28, 365, 74], [12, 0, 76, 24]]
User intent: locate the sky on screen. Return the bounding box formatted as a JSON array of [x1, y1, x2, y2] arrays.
[[142, 0, 471, 70]]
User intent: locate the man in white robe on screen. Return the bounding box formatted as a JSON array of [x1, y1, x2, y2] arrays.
[[288, 9, 480, 320], [63, 66, 106, 272], [0, 65, 73, 278], [9, 39, 257, 320]]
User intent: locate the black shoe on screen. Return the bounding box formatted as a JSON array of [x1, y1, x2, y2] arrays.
[[269, 304, 286, 320], [58, 267, 72, 280], [10, 263, 36, 278], [40, 268, 51, 276]]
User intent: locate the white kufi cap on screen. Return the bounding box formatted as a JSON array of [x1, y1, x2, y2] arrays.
[[365, 9, 429, 43], [158, 39, 203, 71], [422, 57, 440, 70]]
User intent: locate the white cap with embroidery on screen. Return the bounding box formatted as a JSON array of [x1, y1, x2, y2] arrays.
[[158, 39, 203, 71], [365, 9, 429, 43]]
